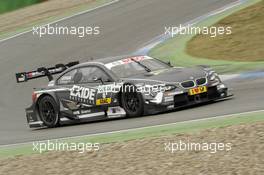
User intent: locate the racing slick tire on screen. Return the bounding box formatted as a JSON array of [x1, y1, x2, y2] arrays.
[[121, 84, 144, 117], [38, 95, 60, 128]]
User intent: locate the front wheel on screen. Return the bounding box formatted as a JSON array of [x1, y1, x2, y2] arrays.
[[121, 84, 144, 117], [38, 96, 59, 128]]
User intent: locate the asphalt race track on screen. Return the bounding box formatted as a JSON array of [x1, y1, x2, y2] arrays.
[[0, 0, 263, 145]]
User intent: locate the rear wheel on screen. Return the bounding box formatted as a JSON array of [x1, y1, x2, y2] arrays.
[[121, 84, 144, 117], [38, 96, 59, 128]]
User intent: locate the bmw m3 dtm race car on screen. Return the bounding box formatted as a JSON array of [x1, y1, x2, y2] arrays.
[[16, 55, 232, 128]]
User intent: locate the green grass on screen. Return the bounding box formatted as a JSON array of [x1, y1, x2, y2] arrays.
[[1, 111, 264, 158], [186, 1, 264, 62], [0, 0, 42, 14], [149, 0, 264, 74]]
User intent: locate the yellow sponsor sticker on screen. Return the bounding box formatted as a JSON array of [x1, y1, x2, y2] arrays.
[[188, 86, 207, 95], [96, 98, 112, 105]]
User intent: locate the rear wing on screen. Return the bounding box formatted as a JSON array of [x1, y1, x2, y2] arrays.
[[15, 61, 79, 83]]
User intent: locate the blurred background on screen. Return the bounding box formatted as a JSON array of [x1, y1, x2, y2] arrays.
[[0, 0, 47, 14]]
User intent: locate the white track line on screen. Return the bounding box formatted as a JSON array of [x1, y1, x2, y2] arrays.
[[1, 109, 263, 148], [44, 109, 264, 140], [0, 0, 120, 43]]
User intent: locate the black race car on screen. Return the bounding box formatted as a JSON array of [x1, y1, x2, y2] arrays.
[[16, 55, 232, 128]]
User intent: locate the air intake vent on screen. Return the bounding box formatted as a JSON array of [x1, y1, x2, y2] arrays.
[[181, 81, 195, 88], [196, 78, 206, 85]]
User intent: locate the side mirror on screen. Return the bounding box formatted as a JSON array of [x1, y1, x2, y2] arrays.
[[92, 76, 98, 81], [93, 76, 104, 84]]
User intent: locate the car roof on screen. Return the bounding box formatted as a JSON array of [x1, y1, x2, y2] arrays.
[[57, 55, 148, 82], [77, 55, 147, 66]]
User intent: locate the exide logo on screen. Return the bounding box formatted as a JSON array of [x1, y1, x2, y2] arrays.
[[70, 85, 96, 103]]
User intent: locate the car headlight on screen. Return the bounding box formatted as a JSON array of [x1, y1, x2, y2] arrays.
[[209, 74, 216, 81], [208, 71, 218, 81], [164, 84, 177, 91], [148, 84, 176, 97]]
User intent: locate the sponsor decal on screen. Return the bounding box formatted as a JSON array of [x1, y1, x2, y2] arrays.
[[70, 85, 96, 104], [165, 91, 184, 96], [164, 96, 174, 102], [105, 56, 153, 69], [73, 109, 91, 115], [107, 107, 126, 118], [189, 86, 207, 95], [73, 111, 80, 115], [122, 56, 145, 64], [96, 98, 112, 105]]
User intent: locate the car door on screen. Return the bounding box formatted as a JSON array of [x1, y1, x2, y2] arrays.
[[55, 66, 116, 116], [75, 65, 115, 107]]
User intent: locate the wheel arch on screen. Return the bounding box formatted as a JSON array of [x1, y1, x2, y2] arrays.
[[36, 93, 61, 127], [118, 82, 135, 107], [36, 93, 60, 115], [119, 82, 144, 117]]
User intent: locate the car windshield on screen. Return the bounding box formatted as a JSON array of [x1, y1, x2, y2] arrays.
[[106, 56, 171, 78]]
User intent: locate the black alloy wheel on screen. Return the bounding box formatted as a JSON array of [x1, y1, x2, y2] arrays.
[[121, 84, 144, 117], [38, 96, 59, 128]]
